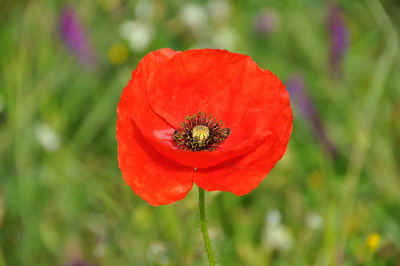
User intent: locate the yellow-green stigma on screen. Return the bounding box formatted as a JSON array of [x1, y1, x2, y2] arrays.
[[192, 125, 210, 147], [172, 112, 230, 151]]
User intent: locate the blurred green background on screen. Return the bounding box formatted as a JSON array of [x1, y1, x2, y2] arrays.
[[1, 0, 400, 265]]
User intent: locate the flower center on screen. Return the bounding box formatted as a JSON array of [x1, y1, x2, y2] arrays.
[[192, 125, 210, 146], [172, 112, 230, 151]]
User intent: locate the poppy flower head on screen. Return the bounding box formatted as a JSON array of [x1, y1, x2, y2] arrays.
[[117, 48, 292, 206], [172, 112, 230, 151]]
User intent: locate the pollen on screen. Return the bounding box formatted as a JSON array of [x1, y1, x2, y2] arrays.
[[172, 112, 230, 151]]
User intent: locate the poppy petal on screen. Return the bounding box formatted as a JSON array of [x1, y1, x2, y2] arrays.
[[146, 49, 289, 167], [126, 48, 179, 140], [121, 48, 291, 170], [121, 49, 256, 168], [116, 106, 194, 206], [121, 49, 246, 168], [193, 103, 292, 195]]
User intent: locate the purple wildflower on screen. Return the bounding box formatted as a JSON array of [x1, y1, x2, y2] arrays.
[[255, 10, 280, 35], [286, 74, 338, 158], [327, 3, 349, 78], [60, 5, 97, 66]]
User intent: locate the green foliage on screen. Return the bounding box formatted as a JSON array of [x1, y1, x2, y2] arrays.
[[1, 0, 399, 265]]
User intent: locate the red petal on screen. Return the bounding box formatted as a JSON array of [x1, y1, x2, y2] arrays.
[[146, 49, 289, 167], [124, 48, 179, 140], [193, 103, 293, 195], [121, 48, 291, 170], [120, 49, 254, 168], [116, 106, 194, 206]]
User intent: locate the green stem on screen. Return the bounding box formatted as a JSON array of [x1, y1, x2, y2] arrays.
[[198, 186, 216, 266]]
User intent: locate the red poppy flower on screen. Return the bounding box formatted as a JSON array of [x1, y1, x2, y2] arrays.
[[116, 48, 292, 206]]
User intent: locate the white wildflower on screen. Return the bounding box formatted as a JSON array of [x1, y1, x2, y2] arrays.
[[34, 123, 60, 152], [147, 241, 169, 264], [212, 27, 237, 50], [180, 3, 207, 29], [305, 212, 323, 230], [266, 209, 281, 226], [263, 224, 293, 251], [262, 210, 293, 252], [120, 20, 153, 52]]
